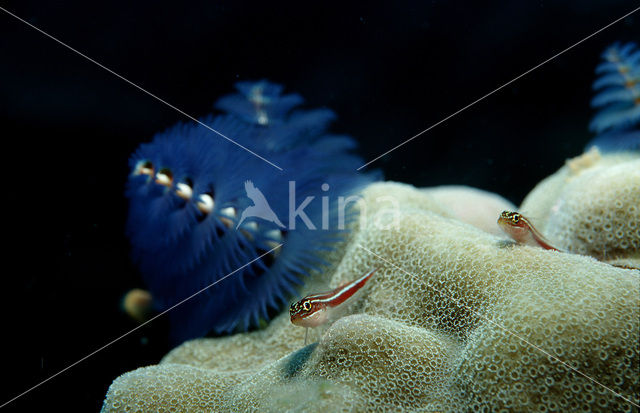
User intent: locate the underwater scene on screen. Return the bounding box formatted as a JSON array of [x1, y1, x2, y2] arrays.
[[1, 1, 639, 412]]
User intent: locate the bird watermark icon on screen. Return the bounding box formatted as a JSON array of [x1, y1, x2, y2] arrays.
[[235, 180, 400, 231], [236, 180, 285, 229]]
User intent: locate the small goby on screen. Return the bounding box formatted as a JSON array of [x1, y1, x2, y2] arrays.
[[498, 211, 639, 271], [497, 211, 561, 251], [290, 268, 377, 328]]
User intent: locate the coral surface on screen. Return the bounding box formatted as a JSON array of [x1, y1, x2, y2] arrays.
[[521, 151, 640, 266], [103, 154, 639, 412]]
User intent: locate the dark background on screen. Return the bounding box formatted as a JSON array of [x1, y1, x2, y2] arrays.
[[0, 1, 637, 411]]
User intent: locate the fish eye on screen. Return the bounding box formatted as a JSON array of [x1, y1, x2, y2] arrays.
[[303, 300, 311, 311], [512, 214, 520, 223]]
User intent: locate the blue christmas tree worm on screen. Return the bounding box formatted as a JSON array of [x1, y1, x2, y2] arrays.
[[126, 81, 379, 344], [587, 42, 640, 151]]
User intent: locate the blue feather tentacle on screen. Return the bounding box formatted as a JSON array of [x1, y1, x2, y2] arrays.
[[126, 80, 380, 344], [586, 42, 640, 152]]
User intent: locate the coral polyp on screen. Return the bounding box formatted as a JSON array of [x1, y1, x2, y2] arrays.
[[126, 80, 378, 344]]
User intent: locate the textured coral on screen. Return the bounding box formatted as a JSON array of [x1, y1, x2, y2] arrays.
[[521, 152, 640, 265], [421, 185, 516, 236], [103, 155, 639, 412], [103, 364, 241, 412]]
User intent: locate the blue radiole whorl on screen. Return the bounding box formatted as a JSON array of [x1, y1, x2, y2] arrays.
[[126, 80, 380, 344], [586, 42, 640, 152]]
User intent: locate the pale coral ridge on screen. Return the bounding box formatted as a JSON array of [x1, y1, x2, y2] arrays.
[[521, 153, 640, 265]]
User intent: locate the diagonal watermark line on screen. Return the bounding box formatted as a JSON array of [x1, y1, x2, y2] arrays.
[[0, 6, 284, 171], [357, 244, 639, 408], [0, 243, 283, 409], [357, 5, 640, 171]]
